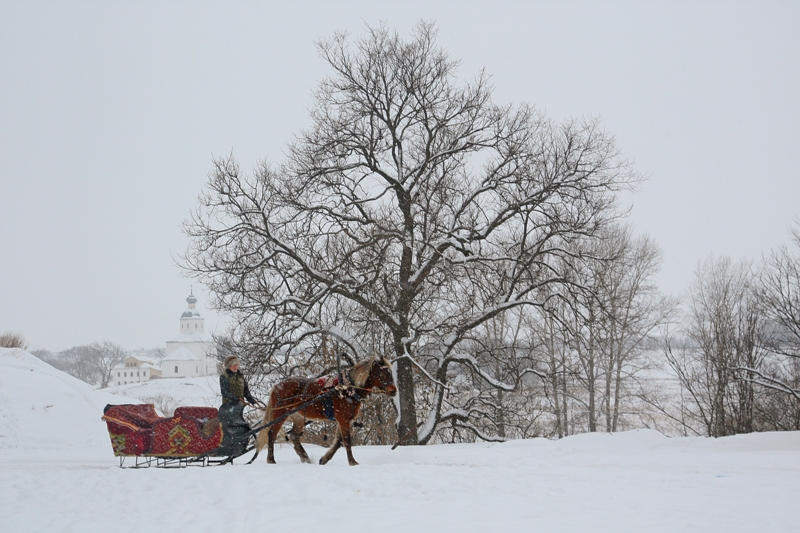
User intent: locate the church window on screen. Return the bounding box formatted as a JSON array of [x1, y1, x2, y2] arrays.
[[175, 366, 178, 373]]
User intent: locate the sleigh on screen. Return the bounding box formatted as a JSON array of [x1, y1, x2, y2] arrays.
[[101, 404, 248, 468]]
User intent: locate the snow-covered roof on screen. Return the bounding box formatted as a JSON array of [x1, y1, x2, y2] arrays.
[[162, 346, 202, 361], [125, 354, 161, 365]]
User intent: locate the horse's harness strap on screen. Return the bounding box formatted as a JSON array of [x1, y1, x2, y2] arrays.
[[334, 383, 364, 404]]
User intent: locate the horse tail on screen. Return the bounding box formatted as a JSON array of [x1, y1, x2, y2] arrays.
[[255, 392, 274, 452]]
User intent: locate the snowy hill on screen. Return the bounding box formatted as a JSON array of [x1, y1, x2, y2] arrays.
[[1, 347, 798, 532], [0, 347, 138, 455]]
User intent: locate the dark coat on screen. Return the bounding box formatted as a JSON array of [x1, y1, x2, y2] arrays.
[[219, 369, 258, 406]]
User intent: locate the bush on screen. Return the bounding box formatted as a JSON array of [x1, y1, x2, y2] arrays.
[[0, 331, 28, 349]]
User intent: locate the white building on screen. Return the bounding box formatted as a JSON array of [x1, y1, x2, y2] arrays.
[[163, 292, 217, 377], [112, 354, 163, 386]]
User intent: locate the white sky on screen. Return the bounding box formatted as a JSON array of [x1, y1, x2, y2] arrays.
[[1, 1, 798, 351]]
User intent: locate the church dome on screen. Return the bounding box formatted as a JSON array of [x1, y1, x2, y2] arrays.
[[181, 291, 201, 318]]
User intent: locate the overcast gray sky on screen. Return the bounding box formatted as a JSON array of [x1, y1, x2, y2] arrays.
[[1, 1, 798, 352]]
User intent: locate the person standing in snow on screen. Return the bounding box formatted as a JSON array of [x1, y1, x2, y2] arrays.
[[217, 355, 261, 455]]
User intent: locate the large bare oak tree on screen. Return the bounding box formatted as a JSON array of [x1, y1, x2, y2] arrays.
[[184, 23, 636, 443]]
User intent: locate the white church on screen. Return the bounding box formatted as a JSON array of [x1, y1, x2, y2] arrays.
[[112, 292, 217, 385], [162, 291, 217, 377]]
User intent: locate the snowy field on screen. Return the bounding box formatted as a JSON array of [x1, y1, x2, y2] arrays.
[[2, 347, 799, 533]]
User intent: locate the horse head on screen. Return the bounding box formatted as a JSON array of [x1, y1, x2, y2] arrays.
[[369, 356, 397, 397]]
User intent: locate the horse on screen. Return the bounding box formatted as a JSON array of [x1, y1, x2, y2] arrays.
[[254, 355, 396, 466]]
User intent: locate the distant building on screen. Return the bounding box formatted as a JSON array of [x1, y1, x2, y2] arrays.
[[163, 292, 217, 377], [112, 353, 162, 386]]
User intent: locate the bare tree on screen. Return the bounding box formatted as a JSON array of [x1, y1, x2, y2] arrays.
[[92, 341, 127, 388], [665, 256, 766, 437], [735, 222, 800, 427], [34, 342, 126, 387], [184, 22, 636, 444], [59, 344, 102, 384], [593, 227, 674, 432], [759, 223, 800, 360], [526, 226, 672, 435]]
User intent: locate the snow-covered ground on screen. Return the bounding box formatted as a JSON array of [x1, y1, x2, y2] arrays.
[[2, 347, 798, 533]]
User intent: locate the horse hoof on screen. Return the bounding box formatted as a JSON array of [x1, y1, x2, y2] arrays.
[[267, 458, 276, 464], [301, 457, 311, 464], [349, 460, 359, 466], [319, 458, 328, 465]]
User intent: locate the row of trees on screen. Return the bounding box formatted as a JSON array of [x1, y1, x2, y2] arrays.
[[183, 22, 800, 445], [32, 342, 130, 388], [1, 331, 132, 390]]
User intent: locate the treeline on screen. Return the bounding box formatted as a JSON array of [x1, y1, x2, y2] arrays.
[[30, 342, 132, 389], [0, 333, 129, 389]]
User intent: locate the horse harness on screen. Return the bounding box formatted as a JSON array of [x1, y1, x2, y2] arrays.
[[246, 360, 393, 434], [320, 370, 364, 420], [318, 360, 393, 419]]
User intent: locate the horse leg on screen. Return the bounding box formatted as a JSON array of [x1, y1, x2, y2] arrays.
[[287, 413, 311, 464], [319, 427, 342, 465], [265, 416, 285, 464], [340, 422, 358, 466]]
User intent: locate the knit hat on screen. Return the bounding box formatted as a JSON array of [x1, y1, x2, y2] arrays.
[[223, 356, 240, 370]]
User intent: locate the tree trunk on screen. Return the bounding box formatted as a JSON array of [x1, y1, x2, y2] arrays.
[[394, 352, 419, 445]]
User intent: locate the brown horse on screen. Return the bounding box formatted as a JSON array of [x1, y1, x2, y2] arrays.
[[255, 356, 396, 465]]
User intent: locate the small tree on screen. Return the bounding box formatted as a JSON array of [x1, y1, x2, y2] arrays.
[[185, 22, 636, 443]]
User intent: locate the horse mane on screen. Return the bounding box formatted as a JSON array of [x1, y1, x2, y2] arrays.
[[349, 355, 391, 388]]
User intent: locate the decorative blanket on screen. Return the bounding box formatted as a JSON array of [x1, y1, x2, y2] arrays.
[[102, 404, 223, 457]]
